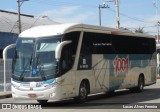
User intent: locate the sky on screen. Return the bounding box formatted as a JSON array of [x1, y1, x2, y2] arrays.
[[1, 0, 160, 35]]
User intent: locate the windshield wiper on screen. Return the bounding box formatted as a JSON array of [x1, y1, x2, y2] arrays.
[[38, 64, 46, 80], [36, 54, 46, 80], [19, 55, 33, 81]]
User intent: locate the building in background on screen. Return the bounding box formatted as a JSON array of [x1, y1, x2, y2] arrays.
[[0, 10, 59, 58]]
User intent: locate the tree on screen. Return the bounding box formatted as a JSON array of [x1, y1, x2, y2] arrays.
[[135, 26, 144, 33]]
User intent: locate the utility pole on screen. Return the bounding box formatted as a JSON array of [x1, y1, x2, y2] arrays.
[[17, 0, 29, 34], [98, 2, 109, 26], [157, 21, 159, 44], [153, 0, 159, 43], [115, 0, 120, 29], [98, 5, 102, 26], [153, 0, 159, 67], [104, 0, 120, 28], [18, 0, 21, 34]]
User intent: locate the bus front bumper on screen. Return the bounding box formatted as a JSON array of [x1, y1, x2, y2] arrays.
[[11, 86, 61, 101]]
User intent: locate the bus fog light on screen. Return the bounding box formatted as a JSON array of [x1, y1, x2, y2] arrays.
[[50, 92, 56, 97]]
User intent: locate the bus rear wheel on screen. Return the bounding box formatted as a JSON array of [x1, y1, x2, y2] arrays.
[[137, 75, 144, 92], [130, 75, 144, 93]]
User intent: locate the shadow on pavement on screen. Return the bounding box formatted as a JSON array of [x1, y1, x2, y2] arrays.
[[39, 87, 160, 109]]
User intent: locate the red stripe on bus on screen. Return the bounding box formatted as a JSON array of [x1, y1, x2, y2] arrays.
[[111, 31, 122, 35]]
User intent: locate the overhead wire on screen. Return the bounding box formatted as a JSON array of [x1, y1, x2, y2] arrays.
[[108, 8, 154, 24], [30, 0, 156, 24], [1, 0, 158, 33], [28, 0, 81, 8]]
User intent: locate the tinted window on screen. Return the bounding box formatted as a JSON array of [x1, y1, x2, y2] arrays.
[[81, 32, 156, 54], [62, 32, 80, 55], [112, 35, 156, 54], [81, 32, 114, 54]]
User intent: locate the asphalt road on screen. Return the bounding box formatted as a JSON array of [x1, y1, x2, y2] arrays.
[[0, 79, 160, 112]]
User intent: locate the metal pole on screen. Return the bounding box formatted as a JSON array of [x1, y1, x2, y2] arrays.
[[156, 0, 159, 43], [18, 0, 21, 34], [98, 3, 109, 26], [158, 53, 160, 67], [156, 0, 158, 16], [158, 22, 160, 43], [115, 0, 120, 29], [99, 5, 102, 26], [17, 0, 29, 34], [154, 0, 159, 43], [3, 44, 16, 92]]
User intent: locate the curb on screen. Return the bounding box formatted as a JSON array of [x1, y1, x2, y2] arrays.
[[0, 92, 12, 99]]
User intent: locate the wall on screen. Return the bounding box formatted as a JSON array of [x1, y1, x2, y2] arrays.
[[0, 32, 17, 58]]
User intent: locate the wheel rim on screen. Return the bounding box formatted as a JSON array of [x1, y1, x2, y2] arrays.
[[140, 81, 143, 90], [139, 77, 144, 91], [80, 83, 87, 100]]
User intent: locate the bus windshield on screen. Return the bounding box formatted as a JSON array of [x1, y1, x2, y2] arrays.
[[12, 37, 61, 82]]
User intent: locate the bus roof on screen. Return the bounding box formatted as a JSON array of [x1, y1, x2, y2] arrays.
[[19, 23, 154, 38]]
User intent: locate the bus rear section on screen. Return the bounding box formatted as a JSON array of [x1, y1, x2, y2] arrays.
[[77, 31, 156, 94]]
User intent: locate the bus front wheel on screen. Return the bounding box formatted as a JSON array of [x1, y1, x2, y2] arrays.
[[75, 81, 88, 103]]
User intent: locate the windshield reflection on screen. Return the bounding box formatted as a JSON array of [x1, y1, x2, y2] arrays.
[[12, 37, 61, 81]]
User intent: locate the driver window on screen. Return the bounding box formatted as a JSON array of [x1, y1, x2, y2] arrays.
[[61, 44, 73, 72]]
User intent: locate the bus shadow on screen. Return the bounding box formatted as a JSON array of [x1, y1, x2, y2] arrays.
[[40, 87, 160, 109]]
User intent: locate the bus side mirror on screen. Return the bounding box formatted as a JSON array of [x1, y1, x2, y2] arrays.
[[55, 41, 72, 61]]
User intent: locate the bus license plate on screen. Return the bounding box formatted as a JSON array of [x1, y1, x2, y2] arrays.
[[28, 94, 36, 97]]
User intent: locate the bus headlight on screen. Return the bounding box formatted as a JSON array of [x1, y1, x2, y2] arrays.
[[12, 84, 19, 89]]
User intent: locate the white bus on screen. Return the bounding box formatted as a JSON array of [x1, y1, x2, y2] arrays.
[[11, 23, 157, 104]]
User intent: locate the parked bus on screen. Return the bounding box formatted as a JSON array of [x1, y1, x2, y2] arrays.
[[11, 23, 157, 104]]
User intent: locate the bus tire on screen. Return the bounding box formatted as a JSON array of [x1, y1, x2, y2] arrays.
[[75, 81, 88, 103], [130, 75, 144, 93], [137, 75, 144, 92], [37, 100, 48, 104]]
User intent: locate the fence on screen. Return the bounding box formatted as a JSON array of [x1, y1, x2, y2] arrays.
[[0, 59, 12, 92]]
